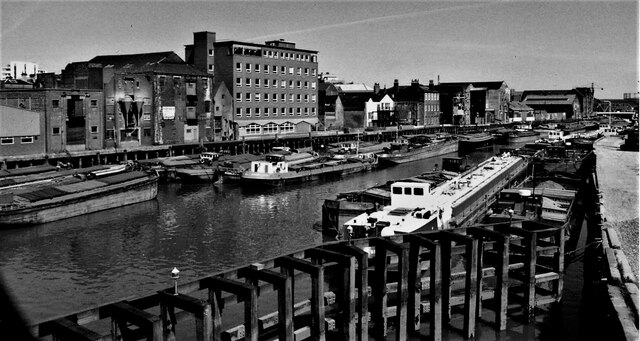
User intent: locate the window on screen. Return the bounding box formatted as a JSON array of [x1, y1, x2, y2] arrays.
[[90, 126, 98, 134], [281, 80, 286, 88], [392, 187, 402, 194], [311, 108, 316, 116], [263, 79, 269, 88], [106, 129, 115, 139], [236, 108, 242, 117], [311, 55, 317, 63], [144, 128, 151, 137], [52, 127, 61, 135], [296, 94, 301, 102], [209, 49, 213, 56], [281, 66, 286, 75], [246, 63, 252, 72], [246, 123, 261, 135], [296, 81, 301, 89], [236, 92, 242, 102], [91, 100, 98, 107], [264, 123, 278, 134], [281, 94, 286, 101], [312, 68, 317, 76], [20, 136, 33, 144], [245, 78, 251, 87], [311, 94, 317, 103], [245, 93, 251, 102], [281, 122, 294, 133], [297, 67, 301, 76], [254, 64, 260, 73], [289, 108, 294, 115], [236, 77, 242, 87], [289, 94, 294, 102], [236, 62, 242, 72], [52, 99, 60, 108], [304, 94, 309, 103], [289, 80, 294, 89], [255, 107, 261, 117], [255, 78, 261, 87], [186, 82, 196, 96], [264, 65, 269, 73], [304, 81, 309, 89], [272, 79, 278, 87], [264, 108, 269, 117], [304, 107, 309, 115], [272, 108, 278, 116], [208, 65, 214, 71], [296, 108, 301, 116], [404, 187, 412, 195], [1, 137, 14, 145], [414, 188, 424, 196], [245, 108, 252, 117], [280, 107, 286, 116], [253, 93, 260, 102], [272, 65, 278, 73], [272, 93, 278, 102], [311, 81, 316, 89], [304, 68, 309, 75], [288, 67, 294, 75], [263, 93, 269, 102]]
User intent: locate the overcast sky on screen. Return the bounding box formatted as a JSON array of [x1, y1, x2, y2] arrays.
[[1, 1, 637, 98]]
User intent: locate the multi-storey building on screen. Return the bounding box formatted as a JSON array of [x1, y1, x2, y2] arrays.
[[213, 39, 319, 138], [437, 81, 510, 125], [0, 88, 105, 153], [0, 104, 46, 156], [1, 61, 43, 80], [385, 79, 440, 127]]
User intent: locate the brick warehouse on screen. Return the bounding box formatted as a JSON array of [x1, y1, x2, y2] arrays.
[[0, 88, 104, 153], [213, 39, 319, 138]]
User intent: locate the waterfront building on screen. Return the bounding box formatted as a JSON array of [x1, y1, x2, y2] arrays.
[[520, 89, 595, 120], [437, 81, 510, 125], [212, 39, 319, 138], [508, 101, 535, 124], [0, 88, 105, 153], [318, 82, 341, 129], [0, 104, 45, 156], [365, 91, 395, 128], [384, 79, 440, 127]]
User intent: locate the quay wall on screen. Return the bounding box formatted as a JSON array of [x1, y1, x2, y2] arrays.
[[593, 136, 639, 341], [0, 125, 482, 170]]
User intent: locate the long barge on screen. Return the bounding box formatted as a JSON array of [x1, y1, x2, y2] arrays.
[[0, 170, 158, 227], [340, 152, 527, 237], [376, 135, 458, 166]]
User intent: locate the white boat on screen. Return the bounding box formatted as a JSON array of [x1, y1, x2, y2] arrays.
[[343, 153, 527, 236]]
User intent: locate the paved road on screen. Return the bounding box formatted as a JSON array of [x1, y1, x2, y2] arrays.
[[594, 136, 639, 278]]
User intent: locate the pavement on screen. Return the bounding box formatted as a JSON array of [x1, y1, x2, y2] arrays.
[[594, 136, 639, 279]]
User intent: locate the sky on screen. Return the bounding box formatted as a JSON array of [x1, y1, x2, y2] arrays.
[[1, 0, 638, 99]]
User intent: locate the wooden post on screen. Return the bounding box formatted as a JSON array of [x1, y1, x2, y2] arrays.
[[157, 291, 213, 341], [525, 232, 537, 320], [275, 256, 326, 341], [324, 243, 369, 341], [109, 302, 163, 341], [305, 248, 356, 340], [201, 276, 259, 341], [238, 267, 294, 341]]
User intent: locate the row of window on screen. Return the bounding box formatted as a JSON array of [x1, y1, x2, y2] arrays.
[[261, 50, 317, 62], [51, 99, 99, 108], [236, 78, 317, 90], [235, 106, 317, 118], [235, 92, 317, 103], [244, 122, 295, 135], [392, 186, 426, 196], [235, 63, 317, 77], [1, 136, 35, 145]]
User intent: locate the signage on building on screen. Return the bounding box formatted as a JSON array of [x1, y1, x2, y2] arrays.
[[162, 106, 175, 120], [142, 113, 151, 121]]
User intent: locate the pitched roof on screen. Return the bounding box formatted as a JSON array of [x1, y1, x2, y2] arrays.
[[509, 101, 533, 111], [438, 81, 506, 90], [523, 94, 576, 106], [88, 51, 184, 69], [339, 93, 373, 111], [335, 84, 373, 93]]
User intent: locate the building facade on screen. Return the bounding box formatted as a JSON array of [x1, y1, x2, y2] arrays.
[[213, 39, 319, 138], [438, 81, 510, 125], [0, 105, 46, 156], [385, 79, 440, 127], [0, 88, 105, 153]]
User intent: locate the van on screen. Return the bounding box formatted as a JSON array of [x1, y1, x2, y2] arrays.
[[200, 152, 220, 164]]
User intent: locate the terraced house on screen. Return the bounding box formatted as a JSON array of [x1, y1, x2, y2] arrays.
[[213, 39, 319, 138]]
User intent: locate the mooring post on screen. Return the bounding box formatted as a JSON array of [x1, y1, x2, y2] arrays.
[[324, 242, 369, 341]]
